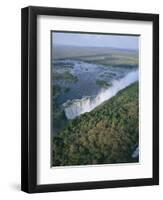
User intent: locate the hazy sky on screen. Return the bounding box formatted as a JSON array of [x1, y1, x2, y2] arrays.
[[52, 32, 139, 50]]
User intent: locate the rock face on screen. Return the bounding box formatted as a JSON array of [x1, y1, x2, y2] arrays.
[[63, 70, 138, 119]]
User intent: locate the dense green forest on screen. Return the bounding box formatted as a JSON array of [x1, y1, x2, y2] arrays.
[[52, 82, 139, 166]]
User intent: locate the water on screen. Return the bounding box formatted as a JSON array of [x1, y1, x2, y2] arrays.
[[52, 59, 138, 120], [132, 147, 139, 158], [52, 60, 130, 104], [63, 70, 138, 119]]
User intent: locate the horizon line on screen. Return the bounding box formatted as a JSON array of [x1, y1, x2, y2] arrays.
[[52, 44, 139, 51]]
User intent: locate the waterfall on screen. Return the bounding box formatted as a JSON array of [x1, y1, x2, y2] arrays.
[[63, 70, 138, 120], [132, 147, 139, 158]]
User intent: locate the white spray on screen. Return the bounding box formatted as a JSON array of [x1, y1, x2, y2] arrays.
[[63, 70, 138, 120]]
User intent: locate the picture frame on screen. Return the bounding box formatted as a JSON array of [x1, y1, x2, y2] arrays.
[[21, 6, 159, 193]]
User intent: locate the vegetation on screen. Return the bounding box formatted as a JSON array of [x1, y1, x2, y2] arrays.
[[63, 87, 71, 93], [52, 85, 61, 99], [52, 85, 68, 134], [52, 45, 138, 69], [52, 82, 139, 166], [53, 71, 78, 82], [96, 80, 112, 88], [81, 55, 138, 69]]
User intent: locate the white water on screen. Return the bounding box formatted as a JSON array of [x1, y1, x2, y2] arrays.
[[63, 70, 138, 120], [132, 147, 139, 158]]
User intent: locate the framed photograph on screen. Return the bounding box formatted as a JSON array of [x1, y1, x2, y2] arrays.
[[21, 6, 159, 193]]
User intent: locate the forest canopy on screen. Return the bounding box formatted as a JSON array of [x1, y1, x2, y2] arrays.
[[52, 82, 139, 166]]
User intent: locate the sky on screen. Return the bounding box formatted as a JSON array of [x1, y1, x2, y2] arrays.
[[52, 32, 139, 50]]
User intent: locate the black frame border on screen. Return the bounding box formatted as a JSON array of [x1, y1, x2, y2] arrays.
[[21, 6, 159, 193]]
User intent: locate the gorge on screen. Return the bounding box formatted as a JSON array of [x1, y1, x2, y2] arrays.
[[63, 69, 138, 119]]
